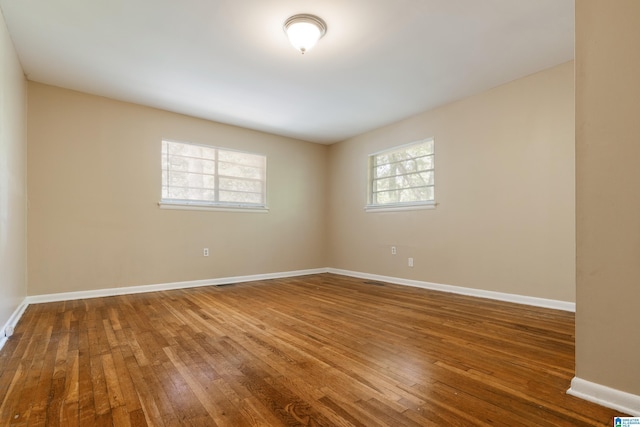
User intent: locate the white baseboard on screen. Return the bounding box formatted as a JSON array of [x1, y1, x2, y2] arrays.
[[327, 268, 576, 312], [25, 268, 575, 312], [0, 299, 28, 351], [25, 268, 328, 304], [568, 377, 640, 416]]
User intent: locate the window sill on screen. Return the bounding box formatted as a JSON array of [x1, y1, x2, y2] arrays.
[[158, 201, 269, 213], [364, 202, 436, 213]]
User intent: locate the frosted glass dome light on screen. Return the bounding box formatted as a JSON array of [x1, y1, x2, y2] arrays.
[[284, 14, 327, 54]]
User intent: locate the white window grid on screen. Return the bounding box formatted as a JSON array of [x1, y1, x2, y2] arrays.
[[367, 138, 435, 209], [161, 140, 267, 209]]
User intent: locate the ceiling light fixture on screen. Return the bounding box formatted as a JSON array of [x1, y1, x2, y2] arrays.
[[283, 14, 327, 54]]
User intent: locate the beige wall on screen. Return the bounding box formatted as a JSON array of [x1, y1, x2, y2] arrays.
[[575, 1, 640, 396], [328, 62, 575, 302], [27, 83, 327, 295], [0, 9, 27, 328], [27, 63, 576, 303]]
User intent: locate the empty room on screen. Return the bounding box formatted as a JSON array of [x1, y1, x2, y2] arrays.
[[1, 0, 639, 426]]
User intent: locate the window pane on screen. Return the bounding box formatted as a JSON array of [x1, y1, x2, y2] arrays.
[[374, 177, 397, 192], [219, 150, 264, 167], [219, 161, 264, 179], [201, 147, 216, 159], [168, 156, 215, 174], [220, 177, 263, 193], [219, 191, 263, 204], [424, 139, 434, 154], [374, 186, 434, 204], [374, 190, 397, 204], [414, 155, 434, 171], [166, 186, 188, 200], [401, 171, 433, 187]]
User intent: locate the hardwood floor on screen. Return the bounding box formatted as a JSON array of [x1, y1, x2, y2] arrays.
[[0, 273, 626, 426]]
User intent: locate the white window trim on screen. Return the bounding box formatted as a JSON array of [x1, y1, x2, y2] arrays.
[[158, 200, 269, 213], [160, 139, 268, 212], [365, 138, 435, 212], [364, 201, 436, 213]]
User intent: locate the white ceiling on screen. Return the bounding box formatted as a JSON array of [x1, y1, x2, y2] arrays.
[[0, 0, 574, 144]]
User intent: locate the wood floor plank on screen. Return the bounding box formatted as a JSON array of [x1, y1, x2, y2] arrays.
[[59, 350, 79, 427], [0, 273, 630, 425], [78, 329, 97, 425]]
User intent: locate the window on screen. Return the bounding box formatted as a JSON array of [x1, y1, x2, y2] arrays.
[[160, 140, 267, 211], [367, 138, 435, 211]]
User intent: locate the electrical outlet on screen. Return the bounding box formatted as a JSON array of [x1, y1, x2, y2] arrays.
[[408, 257, 414, 267], [203, 248, 209, 257], [391, 246, 397, 255]]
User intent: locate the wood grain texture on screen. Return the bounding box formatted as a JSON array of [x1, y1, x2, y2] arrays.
[[0, 274, 627, 426]]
